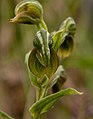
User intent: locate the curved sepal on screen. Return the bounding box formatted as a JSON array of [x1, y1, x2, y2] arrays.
[[25, 51, 40, 87]]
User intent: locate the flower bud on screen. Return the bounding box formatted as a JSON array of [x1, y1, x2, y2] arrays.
[[60, 17, 76, 36], [57, 35, 74, 58], [33, 28, 53, 66], [10, 0, 43, 24], [52, 17, 76, 58], [52, 65, 67, 93]]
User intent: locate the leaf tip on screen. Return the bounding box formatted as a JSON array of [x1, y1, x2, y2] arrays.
[[69, 88, 83, 95]]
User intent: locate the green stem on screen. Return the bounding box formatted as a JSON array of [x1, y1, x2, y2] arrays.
[[36, 87, 47, 101], [36, 19, 48, 31], [35, 87, 47, 119], [41, 19, 48, 31]]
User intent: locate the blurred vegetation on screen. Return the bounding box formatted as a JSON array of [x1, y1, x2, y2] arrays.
[[0, 0, 93, 119]]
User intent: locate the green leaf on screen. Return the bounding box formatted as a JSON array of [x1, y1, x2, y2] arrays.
[[0, 110, 13, 119], [28, 48, 59, 79], [29, 88, 83, 117]]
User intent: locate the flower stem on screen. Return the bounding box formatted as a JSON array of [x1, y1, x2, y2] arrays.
[[36, 87, 47, 101], [36, 19, 48, 31]]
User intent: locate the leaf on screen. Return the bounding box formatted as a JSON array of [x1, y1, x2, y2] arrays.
[[0, 110, 14, 119], [28, 48, 59, 79], [29, 88, 83, 117]]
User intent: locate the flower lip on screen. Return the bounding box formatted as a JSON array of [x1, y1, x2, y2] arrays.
[[10, 12, 41, 24]]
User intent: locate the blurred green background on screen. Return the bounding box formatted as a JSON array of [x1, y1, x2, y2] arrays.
[[0, 0, 93, 119]]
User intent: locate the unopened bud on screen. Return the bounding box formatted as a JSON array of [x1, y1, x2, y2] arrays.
[[10, 0, 43, 24]]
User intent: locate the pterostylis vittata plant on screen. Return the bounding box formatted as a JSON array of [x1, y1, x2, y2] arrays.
[[0, 0, 83, 119]]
